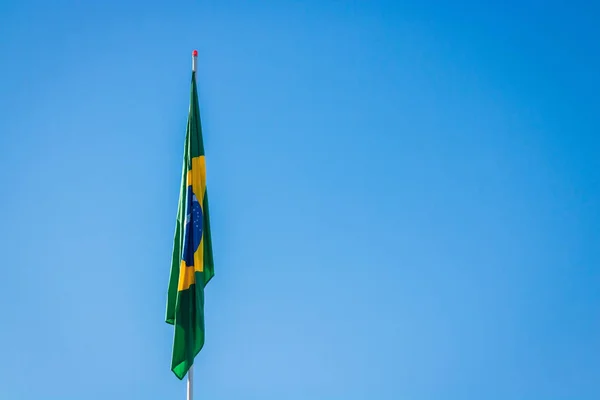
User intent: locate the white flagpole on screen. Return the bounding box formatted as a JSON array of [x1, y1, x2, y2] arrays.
[[187, 366, 194, 400], [192, 49, 198, 75], [187, 50, 198, 400]]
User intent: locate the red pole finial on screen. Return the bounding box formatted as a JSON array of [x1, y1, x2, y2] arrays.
[[192, 49, 198, 57]]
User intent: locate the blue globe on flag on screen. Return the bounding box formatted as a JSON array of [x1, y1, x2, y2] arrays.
[[182, 187, 203, 266]]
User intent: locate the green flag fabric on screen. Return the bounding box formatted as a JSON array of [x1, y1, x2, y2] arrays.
[[165, 72, 215, 380]]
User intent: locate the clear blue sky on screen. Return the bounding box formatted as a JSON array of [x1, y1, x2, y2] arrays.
[[1, 1, 599, 399]]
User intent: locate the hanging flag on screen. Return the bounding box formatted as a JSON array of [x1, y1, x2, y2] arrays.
[[165, 66, 215, 380]]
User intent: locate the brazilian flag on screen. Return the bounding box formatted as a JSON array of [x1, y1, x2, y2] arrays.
[[165, 71, 214, 380]]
